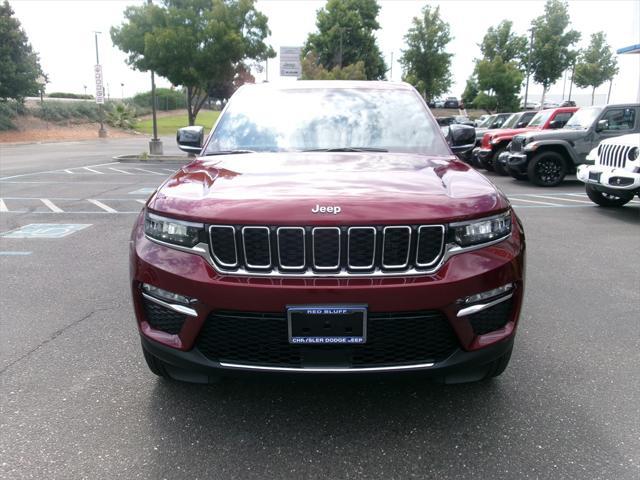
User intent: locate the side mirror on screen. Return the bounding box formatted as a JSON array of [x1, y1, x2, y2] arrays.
[[447, 124, 476, 154], [177, 126, 205, 154], [595, 119, 609, 132]]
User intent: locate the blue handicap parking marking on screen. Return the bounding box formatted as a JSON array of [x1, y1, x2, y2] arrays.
[[0, 224, 91, 238]]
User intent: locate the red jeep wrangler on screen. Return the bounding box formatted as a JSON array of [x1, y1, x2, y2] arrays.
[[477, 107, 578, 174]]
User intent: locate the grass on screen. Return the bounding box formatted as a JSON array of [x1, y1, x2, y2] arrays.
[[135, 110, 220, 135]]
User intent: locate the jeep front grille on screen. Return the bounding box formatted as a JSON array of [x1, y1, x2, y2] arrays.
[[597, 143, 630, 168], [208, 224, 445, 276]]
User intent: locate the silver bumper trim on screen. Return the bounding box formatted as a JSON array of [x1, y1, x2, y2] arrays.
[[456, 293, 513, 318], [141, 292, 198, 317], [218, 361, 436, 373]]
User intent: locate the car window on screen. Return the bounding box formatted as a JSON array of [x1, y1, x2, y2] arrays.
[[206, 87, 451, 156], [600, 108, 636, 131], [501, 114, 519, 129], [565, 107, 603, 129], [552, 112, 574, 126], [520, 111, 536, 124], [527, 110, 553, 128]]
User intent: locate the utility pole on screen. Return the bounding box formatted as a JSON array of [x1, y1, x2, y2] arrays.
[[389, 51, 393, 80], [94, 31, 107, 138], [606, 80, 613, 104], [562, 69, 567, 101], [149, 70, 163, 154], [567, 61, 576, 101], [523, 28, 534, 109]]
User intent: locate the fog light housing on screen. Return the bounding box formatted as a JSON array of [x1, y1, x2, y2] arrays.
[[461, 283, 514, 305], [142, 283, 194, 305]]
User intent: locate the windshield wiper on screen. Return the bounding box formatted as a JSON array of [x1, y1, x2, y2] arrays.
[[302, 147, 388, 152], [203, 149, 255, 156]]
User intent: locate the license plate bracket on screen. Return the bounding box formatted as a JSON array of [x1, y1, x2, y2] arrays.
[[287, 305, 367, 345]]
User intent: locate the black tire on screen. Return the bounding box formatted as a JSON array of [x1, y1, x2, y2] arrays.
[[142, 346, 171, 379], [484, 346, 513, 379], [527, 151, 567, 187], [480, 153, 495, 172], [585, 185, 633, 207]]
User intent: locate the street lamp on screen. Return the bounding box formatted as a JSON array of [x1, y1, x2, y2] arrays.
[[121, 82, 125, 100]]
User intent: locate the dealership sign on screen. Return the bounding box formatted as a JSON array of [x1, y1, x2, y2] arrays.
[[94, 65, 104, 104], [280, 46, 302, 77]]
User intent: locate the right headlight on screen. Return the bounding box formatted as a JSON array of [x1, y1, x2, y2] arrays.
[[450, 212, 512, 248], [144, 211, 204, 247], [628, 147, 639, 162]]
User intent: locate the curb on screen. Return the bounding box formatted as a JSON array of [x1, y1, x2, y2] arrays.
[[114, 154, 190, 163]]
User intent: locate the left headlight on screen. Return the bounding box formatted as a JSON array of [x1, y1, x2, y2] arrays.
[[450, 212, 512, 248], [144, 211, 204, 247]]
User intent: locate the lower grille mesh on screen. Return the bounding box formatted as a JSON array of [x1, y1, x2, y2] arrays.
[[468, 298, 514, 335], [143, 298, 186, 334], [195, 310, 459, 368]]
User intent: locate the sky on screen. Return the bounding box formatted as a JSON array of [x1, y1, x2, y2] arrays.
[[9, 0, 640, 106]]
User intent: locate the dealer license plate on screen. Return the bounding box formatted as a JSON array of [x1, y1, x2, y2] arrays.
[[287, 305, 367, 345]]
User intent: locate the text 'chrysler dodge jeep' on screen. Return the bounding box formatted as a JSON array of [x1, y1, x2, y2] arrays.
[[507, 104, 640, 186], [130, 82, 526, 384]]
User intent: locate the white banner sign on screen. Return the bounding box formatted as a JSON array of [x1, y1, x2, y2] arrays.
[[280, 46, 302, 77], [94, 65, 104, 104]]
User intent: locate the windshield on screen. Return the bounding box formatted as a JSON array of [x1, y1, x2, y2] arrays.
[[527, 110, 553, 128], [564, 107, 602, 129], [478, 115, 495, 128], [501, 114, 519, 129], [205, 86, 450, 155]]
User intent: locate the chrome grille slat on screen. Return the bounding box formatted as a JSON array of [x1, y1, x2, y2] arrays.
[[207, 224, 446, 276]]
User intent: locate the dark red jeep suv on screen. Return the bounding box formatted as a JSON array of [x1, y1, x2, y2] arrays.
[[130, 81, 525, 384]]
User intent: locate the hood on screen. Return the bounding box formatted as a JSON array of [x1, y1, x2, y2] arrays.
[[516, 128, 586, 142], [598, 132, 640, 147], [487, 126, 539, 139], [149, 152, 509, 225]]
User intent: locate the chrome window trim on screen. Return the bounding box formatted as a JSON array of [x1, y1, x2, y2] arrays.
[[276, 227, 306, 270], [381, 226, 412, 269], [141, 292, 198, 317], [415, 225, 446, 268], [144, 225, 510, 277], [208, 225, 238, 268], [347, 226, 377, 270], [218, 361, 435, 373], [312, 227, 341, 270], [241, 226, 271, 269], [456, 292, 514, 318]]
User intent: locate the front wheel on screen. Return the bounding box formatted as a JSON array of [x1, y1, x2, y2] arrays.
[[493, 148, 508, 175], [527, 151, 567, 187], [585, 185, 633, 207]]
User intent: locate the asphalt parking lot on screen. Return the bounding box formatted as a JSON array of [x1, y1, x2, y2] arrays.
[[1, 139, 639, 480]]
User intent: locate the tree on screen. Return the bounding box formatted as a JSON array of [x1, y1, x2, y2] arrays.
[[461, 76, 479, 108], [0, 0, 43, 101], [530, 0, 580, 107], [400, 5, 452, 101], [303, 0, 386, 80], [475, 57, 523, 112], [301, 52, 367, 80], [111, 0, 274, 125], [479, 20, 528, 69], [574, 32, 618, 105]]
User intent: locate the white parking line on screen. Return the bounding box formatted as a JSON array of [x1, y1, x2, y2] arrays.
[[40, 198, 64, 212], [64, 169, 74, 174], [83, 167, 104, 174], [0, 162, 119, 181], [133, 168, 164, 175], [0, 251, 32, 256], [135, 199, 147, 204], [0, 199, 7, 212], [566, 193, 588, 197], [528, 195, 593, 204], [509, 197, 562, 206], [162, 168, 177, 173], [108, 167, 133, 175], [88, 199, 117, 213]]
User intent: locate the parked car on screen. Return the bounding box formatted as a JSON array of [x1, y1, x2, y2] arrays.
[[506, 104, 640, 186], [560, 100, 576, 107], [474, 114, 490, 127], [520, 101, 538, 110], [436, 116, 474, 127], [477, 107, 577, 173], [577, 133, 640, 207], [444, 97, 459, 109], [132, 81, 525, 384], [474, 113, 513, 145], [434, 99, 445, 108], [454, 115, 475, 126]]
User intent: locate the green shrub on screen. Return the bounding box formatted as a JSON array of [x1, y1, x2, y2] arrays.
[[29, 101, 101, 123], [0, 101, 18, 130], [47, 92, 94, 100], [106, 103, 137, 129], [133, 88, 186, 111]]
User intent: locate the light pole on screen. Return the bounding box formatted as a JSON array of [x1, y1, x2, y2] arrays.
[[120, 82, 125, 100], [94, 31, 107, 138], [149, 70, 163, 154], [83, 85, 87, 96], [523, 28, 534, 109]]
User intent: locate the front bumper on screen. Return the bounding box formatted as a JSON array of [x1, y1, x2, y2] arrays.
[[577, 164, 640, 192], [130, 211, 526, 376], [507, 152, 528, 175]]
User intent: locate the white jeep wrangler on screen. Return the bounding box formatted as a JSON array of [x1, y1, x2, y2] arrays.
[[577, 133, 640, 207]]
